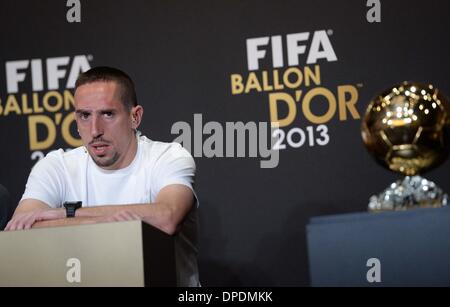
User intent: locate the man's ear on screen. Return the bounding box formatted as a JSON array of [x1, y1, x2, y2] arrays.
[[131, 105, 144, 129]]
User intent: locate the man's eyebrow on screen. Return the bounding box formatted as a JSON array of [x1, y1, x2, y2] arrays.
[[99, 109, 117, 113], [75, 109, 90, 114], [75, 108, 117, 114]]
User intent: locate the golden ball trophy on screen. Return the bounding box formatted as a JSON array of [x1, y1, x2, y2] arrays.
[[361, 82, 450, 211]]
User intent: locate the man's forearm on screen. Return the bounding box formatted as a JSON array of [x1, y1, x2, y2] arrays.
[[75, 203, 176, 234], [76, 203, 164, 218], [32, 216, 107, 229], [75, 204, 140, 217], [29, 203, 173, 233]]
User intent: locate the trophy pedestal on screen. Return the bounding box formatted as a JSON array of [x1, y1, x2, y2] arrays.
[[368, 175, 447, 211], [307, 206, 450, 286]]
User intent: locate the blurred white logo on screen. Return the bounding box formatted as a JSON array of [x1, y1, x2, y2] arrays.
[[366, 257, 381, 283], [172, 114, 280, 168], [66, 0, 81, 23], [366, 0, 381, 23], [66, 257, 81, 283]]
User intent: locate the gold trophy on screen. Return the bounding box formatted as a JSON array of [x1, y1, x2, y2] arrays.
[[361, 82, 450, 211]]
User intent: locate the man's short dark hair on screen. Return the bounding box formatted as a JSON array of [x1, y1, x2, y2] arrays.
[[75, 66, 137, 110]]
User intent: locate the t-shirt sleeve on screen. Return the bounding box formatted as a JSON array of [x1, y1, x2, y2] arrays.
[[151, 143, 198, 206], [20, 152, 66, 208]]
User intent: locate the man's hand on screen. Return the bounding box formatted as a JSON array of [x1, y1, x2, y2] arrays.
[[5, 199, 65, 231]]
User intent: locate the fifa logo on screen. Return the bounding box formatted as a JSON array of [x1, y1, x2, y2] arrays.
[[5, 55, 91, 94], [246, 30, 337, 71]]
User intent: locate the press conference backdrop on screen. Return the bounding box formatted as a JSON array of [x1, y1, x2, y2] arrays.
[[0, 0, 449, 286]]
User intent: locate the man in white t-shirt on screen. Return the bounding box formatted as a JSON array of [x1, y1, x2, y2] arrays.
[[5, 66, 200, 286]]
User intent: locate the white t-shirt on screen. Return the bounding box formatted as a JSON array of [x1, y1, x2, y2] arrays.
[[21, 134, 200, 287]]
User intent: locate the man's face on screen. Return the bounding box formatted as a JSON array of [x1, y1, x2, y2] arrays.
[[74, 81, 137, 170]]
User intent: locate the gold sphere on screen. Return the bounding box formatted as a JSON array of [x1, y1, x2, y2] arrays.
[[361, 82, 450, 176]]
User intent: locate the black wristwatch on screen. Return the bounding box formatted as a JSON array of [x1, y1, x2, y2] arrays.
[[63, 201, 82, 218]]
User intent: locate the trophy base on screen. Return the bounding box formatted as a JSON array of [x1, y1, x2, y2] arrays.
[[368, 176, 448, 212]]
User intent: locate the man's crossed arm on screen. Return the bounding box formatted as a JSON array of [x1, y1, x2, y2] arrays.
[[5, 184, 194, 235]]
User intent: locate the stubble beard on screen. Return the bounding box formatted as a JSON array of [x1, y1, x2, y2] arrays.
[[92, 151, 120, 168]]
